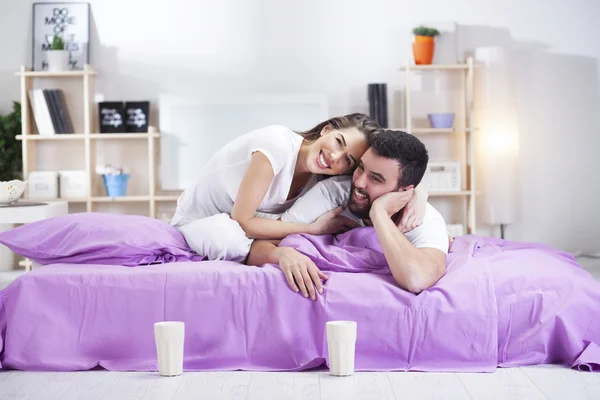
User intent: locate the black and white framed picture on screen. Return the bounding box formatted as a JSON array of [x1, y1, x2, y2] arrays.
[[99, 102, 125, 133], [32, 2, 90, 71], [125, 102, 150, 133]]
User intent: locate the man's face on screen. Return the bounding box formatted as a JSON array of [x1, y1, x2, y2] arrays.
[[347, 148, 403, 219]]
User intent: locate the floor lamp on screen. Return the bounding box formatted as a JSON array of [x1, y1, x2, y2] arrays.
[[474, 46, 519, 239]]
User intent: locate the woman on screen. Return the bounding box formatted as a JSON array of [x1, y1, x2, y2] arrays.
[[171, 113, 425, 262]]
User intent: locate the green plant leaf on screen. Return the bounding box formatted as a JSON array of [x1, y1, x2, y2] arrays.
[[0, 101, 23, 181], [412, 25, 440, 37], [51, 35, 65, 50]]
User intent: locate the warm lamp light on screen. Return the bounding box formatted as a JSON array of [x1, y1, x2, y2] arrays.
[[474, 46, 519, 238], [482, 129, 519, 154]]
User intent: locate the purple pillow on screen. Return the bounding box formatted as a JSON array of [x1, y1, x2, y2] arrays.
[[0, 212, 203, 266]]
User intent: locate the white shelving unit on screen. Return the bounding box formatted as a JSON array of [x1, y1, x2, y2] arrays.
[[399, 58, 477, 233], [15, 65, 180, 218]]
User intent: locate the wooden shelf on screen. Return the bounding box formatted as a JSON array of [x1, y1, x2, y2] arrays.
[[25, 197, 88, 203], [390, 128, 471, 134], [91, 196, 153, 203], [429, 190, 472, 197], [413, 128, 471, 134], [93, 195, 180, 202], [15, 69, 96, 78], [17, 134, 86, 140], [154, 195, 181, 202], [89, 133, 160, 139], [92, 195, 179, 203], [17, 133, 160, 141], [24, 195, 180, 204], [17, 64, 170, 219], [401, 57, 478, 233], [29, 192, 472, 203], [399, 64, 469, 71]]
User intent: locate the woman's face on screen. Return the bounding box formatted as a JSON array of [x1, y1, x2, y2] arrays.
[[306, 125, 369, 175]]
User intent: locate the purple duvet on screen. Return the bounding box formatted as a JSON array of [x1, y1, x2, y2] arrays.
[[1, 230, 599, 372]]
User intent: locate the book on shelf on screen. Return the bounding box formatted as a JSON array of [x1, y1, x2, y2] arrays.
[[99, 102, 125, 133], [28, 89, 74, 135], [125, 101, 150, 133], [367, 83, 388, 128]]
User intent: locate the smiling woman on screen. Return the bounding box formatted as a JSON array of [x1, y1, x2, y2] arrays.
[[170, 113, 380, 263], [296, 114, 373, 175]]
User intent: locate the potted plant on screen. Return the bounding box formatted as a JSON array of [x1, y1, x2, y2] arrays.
[[0, 102, 22, 182], [0, 102, 22, 271], [412, 26, 440, 65], [46, 35, 69, 71]]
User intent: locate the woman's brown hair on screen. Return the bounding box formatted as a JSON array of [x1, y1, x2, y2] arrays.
[[297, 113, 381, 143]]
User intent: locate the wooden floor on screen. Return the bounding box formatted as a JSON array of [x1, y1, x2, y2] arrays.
[[0, 365, 599, 400]]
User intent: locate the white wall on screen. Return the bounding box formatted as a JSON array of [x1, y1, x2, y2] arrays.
[[1, 0, 599, 253]]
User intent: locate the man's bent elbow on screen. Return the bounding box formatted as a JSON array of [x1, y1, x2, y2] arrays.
[[395, 263, 445, 295], [402, 277, 429, 295]]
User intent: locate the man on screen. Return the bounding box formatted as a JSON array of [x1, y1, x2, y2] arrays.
[[246, 130, 449, 298]]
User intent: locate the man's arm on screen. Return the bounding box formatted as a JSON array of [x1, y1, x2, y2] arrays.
[[246, 239, 281, 266], [369, 194, 447, 294], [279, 175, 353, 224]]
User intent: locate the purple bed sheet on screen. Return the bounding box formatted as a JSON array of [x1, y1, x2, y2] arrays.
[[0, 231, 599, 372]]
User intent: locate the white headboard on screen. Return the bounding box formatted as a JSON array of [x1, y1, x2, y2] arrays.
[[159, 94, 329, 191]]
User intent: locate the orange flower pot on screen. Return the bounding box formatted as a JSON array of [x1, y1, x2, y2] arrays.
[[415, 35, 434, 44], [412, 35, 435, 65]]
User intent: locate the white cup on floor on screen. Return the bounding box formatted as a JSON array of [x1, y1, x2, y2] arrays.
[[154, 321, 185, 376], [326, 320, 357, 376]]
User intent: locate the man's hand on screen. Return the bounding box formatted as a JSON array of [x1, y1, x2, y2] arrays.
[[368, 190, 447, 294], [370, 189, 414, 219], [310, 206, 360, 235], [273, 247, 328, 300]]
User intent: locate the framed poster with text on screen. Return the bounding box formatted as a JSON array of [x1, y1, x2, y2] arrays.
[[32, 2, 90, 71]]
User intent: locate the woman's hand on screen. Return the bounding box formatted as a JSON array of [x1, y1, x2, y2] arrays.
[[273, 247, 328, 300], [310, 206, 360, 235], [397, 185, 428, 233], [370, 189, 414, 219]]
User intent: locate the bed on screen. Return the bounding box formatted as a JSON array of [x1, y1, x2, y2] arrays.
[[1, 217, 599, 373]]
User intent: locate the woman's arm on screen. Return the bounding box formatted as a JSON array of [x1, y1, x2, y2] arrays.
[[231, 152, 354, 240], [230, 152, 314, 239], [246, 239, 328, 301], [397, 184, 429, 233]]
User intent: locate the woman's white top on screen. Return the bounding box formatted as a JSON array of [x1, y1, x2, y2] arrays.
[[171, 125, 317, 225]]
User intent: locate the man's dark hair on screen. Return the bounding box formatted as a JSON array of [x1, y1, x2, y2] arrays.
[[368, 130, 429, 187]]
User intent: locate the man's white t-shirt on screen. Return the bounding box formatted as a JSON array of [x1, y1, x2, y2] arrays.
[[171, 125, 317, 226], [280, 175, 449, 254]]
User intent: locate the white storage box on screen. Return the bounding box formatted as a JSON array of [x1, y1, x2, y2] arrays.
[[28, 171, 58, 199], [447, 224, 465, 237], [422, 162, 462, 192], [59, 170, 87, 198]]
